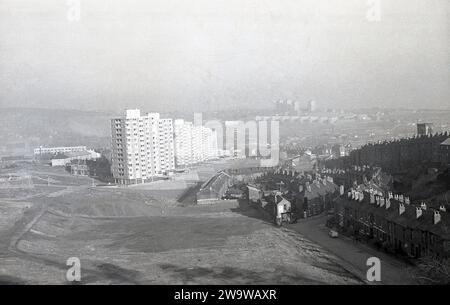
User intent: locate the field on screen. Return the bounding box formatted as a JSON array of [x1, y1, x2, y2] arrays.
[[0, 163, 361, 284]]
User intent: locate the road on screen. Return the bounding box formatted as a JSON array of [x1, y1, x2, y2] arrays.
[[285, 215, 418, 285]]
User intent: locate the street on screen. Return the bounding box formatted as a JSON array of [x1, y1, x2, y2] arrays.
[[286, 215, 418, 285]]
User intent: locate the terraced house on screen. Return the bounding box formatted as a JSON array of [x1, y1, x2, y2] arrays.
[[252, 170, 339, 219], [330, 189, 450, 259]]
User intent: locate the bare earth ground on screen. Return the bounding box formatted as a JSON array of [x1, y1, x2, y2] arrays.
[[286, 216, 418, 284], [0, 164, 361, 284]]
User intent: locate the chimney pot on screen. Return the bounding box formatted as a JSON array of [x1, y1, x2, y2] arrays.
[[416, 207, 423, 219], [359, 192, 364, 202], [399, 203, 405, 215], [385, 198, 391, 210], [434, 211, 441, 224]]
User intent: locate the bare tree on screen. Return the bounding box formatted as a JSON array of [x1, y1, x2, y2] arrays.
[[413, 257, 450, 285]]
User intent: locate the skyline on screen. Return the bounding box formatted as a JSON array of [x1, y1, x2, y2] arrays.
[[0, 0, 449, 112]]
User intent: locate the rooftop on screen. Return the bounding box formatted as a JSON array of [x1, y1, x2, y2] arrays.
[[337, 194, 450, 240], [441, 138, 450, 146]]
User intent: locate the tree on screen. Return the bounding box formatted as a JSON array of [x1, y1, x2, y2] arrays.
[[412, 257, 450, 285]]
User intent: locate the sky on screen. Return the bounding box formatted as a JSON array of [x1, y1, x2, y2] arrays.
[[0, 0, 449, 112]]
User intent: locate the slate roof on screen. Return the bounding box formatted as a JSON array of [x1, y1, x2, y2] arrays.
[[339, 195, 450, 240], [441, 138, 450, 146]]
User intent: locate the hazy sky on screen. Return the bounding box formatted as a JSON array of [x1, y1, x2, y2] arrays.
[[0, 0, 449, 112]]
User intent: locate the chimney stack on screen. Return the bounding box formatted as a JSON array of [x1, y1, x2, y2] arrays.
[[399, 203, 405, 215], [370, 194, 375, 204], [416, 207, 423, 219], [434, 211, 441, 225], [299, 185, 304, 193], [340, 185, 344, 196], [385, 198, 391, 210]]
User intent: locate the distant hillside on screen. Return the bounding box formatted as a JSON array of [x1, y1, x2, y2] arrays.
[[0, 108, 117, 156]]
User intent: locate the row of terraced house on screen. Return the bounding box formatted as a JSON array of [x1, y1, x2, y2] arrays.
[[325, 133, 450, 171], [328, 189, 450, 259]]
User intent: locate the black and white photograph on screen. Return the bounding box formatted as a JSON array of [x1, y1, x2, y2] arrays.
[[0, 0, 449, 294]]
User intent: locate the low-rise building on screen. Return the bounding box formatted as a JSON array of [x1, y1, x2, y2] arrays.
[[295, 177, 338, 218], [417, 123, 434, 136], [70, 163, 89, 176], [196, 171, 231, 204], [251, 170, 338, 219], [51, 150, 101, 167], [440, 138, 450, 165], [34, 146, 87, 156], [330, 189, 450, 259]]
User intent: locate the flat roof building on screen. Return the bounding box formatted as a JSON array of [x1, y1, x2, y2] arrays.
[[174, 119, 218, 168], [111, 109, 175, 185], [34, 146, 87, 155]]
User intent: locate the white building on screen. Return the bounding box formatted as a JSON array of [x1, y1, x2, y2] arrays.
[[34, 146, 87, 155], [51, 150, 101, 167], [201, 126, 218, 161], [173, 119, 193, 167], [111, 109, 175, 184], [173, 119, 218, 167]]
